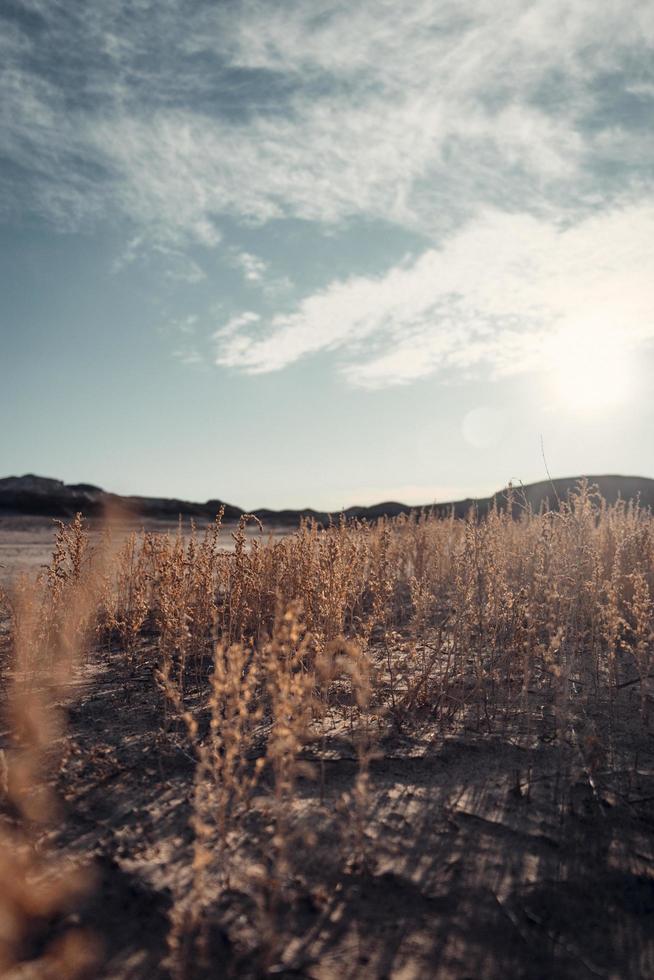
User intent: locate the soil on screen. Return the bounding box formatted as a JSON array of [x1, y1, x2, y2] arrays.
[[3, 638, 650, 980]]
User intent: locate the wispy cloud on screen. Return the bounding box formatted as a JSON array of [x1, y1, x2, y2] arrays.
[[2, 1, 652, 242], [112, 237, 208, 282], [230, 250, 268, 283], [227, 248, 295, 298], [168, 314, 204, 367], [215, 204, 654, 387], [215, 311, 261, 339], [2, 0, 653, 387]]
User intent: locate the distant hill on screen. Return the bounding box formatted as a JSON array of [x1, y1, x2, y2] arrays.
[[1, 473, 653, 526], [0, 474, 242, 522], [430, 474, 654, 521], [245, 476, 654, 523]]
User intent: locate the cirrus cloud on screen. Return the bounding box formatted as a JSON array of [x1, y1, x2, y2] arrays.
[[2, 0, 654, 392], [215, 204, 654, 387], [1, 0, 653, 243]]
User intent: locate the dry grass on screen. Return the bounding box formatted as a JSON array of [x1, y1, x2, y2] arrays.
[[0, 480, 653, 977]]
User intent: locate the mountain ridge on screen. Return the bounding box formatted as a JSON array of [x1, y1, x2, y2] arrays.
[[1, 473, 654, 526]]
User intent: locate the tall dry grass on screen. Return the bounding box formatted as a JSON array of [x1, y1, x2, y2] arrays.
[[0, 516, 104, 977], [0, 480, 652, 974]]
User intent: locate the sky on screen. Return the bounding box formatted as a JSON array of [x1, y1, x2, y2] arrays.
[[1, 0, 654, 511]]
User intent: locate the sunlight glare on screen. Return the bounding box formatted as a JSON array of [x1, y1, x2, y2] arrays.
[[544, 321, 634, 415]]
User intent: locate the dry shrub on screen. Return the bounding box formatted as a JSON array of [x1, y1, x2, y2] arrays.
[[2, 482, 654, 974], [98, 484, 654, 967], [0, 516, 104, 978]]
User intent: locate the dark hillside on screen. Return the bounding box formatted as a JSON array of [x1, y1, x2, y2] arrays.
[[1, 473, 653, 525]]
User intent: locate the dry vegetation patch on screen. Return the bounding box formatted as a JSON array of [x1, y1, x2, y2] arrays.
[[0, 483, 653, 978]]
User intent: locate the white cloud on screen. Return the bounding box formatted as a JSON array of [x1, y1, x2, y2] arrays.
[[112, 237, 207, 282], [214, 311, 261, 339], [2, 0, 653, 243], [215, 204, 654, 387], [2, 0, 653, 389], [230, 250, 268, 282]]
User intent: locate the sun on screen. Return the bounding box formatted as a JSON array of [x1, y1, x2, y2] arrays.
[[544, 322, 634, 415]]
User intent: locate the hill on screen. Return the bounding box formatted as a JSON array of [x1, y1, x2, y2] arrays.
[[1, 473, 653, 526], [0, 474, 242, 522]]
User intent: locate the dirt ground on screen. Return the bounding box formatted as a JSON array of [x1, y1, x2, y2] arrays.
[[9, 640, 650, 980]]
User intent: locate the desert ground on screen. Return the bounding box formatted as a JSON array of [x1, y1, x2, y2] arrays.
[[46, 658, 654, 979], [0, 492, 653, 979]]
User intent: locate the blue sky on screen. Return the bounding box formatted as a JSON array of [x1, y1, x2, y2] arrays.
[[1, 0, 654, 510]]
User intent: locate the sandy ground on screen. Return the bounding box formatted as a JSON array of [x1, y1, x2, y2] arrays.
[[0, 514, 287, 586], [0, 639, 649, 980], [0, 515, 63, 583]]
